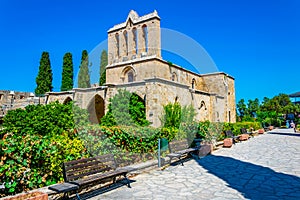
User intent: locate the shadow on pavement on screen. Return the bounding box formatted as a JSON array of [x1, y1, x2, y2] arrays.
[[68, 179, 136, 200], [195, 155, 300, 200], [267, 132, 300, 137]]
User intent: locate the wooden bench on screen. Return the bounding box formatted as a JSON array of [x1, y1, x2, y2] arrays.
[[240, 128, 254, 138], [49, 154, 131, 199], [225, 130, 240, 144], [166, 140, 199, 166]]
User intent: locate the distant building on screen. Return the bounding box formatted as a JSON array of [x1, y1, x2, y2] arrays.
[[46, 10, 236, 127], [0, 90, 36, 123]]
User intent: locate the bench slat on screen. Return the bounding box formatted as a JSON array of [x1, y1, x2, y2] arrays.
[[66, 166, 112, 181]]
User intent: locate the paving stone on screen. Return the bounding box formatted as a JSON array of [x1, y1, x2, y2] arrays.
[[84, 129, 300, 200]]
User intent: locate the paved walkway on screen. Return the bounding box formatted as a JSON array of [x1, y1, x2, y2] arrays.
[[87, 129, 300, 200]]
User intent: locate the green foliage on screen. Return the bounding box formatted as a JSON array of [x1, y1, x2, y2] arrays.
[[181, 104, 197, 124], [1, 102, 88, 136], [99, 50, 108, 86], [223, 121, 261, 136], [238, 93, 300, 126], [101, 126, 162, 153], [35, 52, 53, 95], [61, 52, 74, 91], [237, 99, 247, 119], [0, 102, 89, 196], [77, 125, 122, 156], [0, 129, 87, 196], [101, 89, 149, 127], [161, 102, 181, 128], [129, 93, 149, 126], [197, 121, 261, 144], [78, 50, 91, 88], [247, 98, 260, 118]]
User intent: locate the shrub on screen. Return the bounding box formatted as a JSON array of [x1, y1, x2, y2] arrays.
[[1, 101, 89, 137], [101, 89, 149, 127], [161, 102, 181, 128], [0, 131, 87, 196], [0, 102, 89, 196]]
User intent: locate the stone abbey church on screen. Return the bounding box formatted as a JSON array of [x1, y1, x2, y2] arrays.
[[47, 10, 236, 127]]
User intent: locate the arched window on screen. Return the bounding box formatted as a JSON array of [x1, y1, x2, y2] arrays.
[[63, 97, 72, 104], [142, 25, 148, 52], [200, 101, 206, 110], [192, 79, 195, 89], [132, 28, 138, 54], [115, 33, 120, 57], [123, 30, 128, 56], [171, 72, 177, 81], [128, 70, 134, 82]]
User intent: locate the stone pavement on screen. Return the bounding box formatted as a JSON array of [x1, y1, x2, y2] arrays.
[[86, 129, 300, 200]]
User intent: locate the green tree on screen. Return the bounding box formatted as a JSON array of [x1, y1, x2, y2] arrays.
[[61, 52, 74, 91], [99, 50, 108, 86], [35, 52, 53, 95], [101, 89, 149, 126], [237, 99, 247, 119], [78, 50, 91, 88], [247, 98, 260, 118]]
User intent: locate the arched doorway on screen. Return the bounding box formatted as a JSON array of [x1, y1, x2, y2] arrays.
[[63, 97, 72, 104], [130, 93, 147, 125], [87, 95, 105, 124]]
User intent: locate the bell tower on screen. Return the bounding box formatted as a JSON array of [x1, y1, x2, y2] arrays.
[[107, 10, 161, 65]]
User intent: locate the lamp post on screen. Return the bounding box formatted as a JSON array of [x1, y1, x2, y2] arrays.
[[9, 91, 15, 108]]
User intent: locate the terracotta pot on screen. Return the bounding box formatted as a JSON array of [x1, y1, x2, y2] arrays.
[[239, 134, 249, 141], [269, 126, 274, 130], [5, 191, 48, 200], [223, 138, 233, 148], [258, 129, 264, 134]]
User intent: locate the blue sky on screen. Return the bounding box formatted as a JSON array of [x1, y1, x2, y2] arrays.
[[0, 0, 299, 103]]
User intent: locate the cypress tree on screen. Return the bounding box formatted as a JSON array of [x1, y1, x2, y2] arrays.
[[61, 52, 74, 91], [35, 51, 53, 95], [99, 50, 108, 86], [78, 50, 91, 88]]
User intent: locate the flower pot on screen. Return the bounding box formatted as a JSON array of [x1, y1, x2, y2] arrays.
[[239, 134, 249, 141], [223, 138, 233, 148], [269, 126, 274, 130], [5, 191, 48, 200], [258, 129, 264, 134]]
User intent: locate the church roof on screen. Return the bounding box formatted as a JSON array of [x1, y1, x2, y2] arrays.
[[108, 10, 160, 33]]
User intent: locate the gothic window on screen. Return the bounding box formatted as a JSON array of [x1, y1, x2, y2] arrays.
[[142, 25, 148, 52], [115, 33, 120, 57], [132, 28, 138, 54], [123, 30, 128, 56], [128, 70, 134, 82], [171, 72, 177, 81], [200, 101, 206, 110], [192, 79, 195, 89]]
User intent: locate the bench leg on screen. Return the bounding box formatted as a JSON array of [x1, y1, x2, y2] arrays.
[[75, 193, 81, 200], [180, 156, 184, 166], [124, 174, 131, 188]]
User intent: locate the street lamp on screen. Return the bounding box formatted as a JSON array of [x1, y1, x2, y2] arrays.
[[9, 91, 15, 108]]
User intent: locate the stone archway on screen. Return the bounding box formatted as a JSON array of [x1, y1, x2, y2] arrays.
[[63, 97, 72, 104], [87, 94, 105, 124], [130, 93, 147, 125]]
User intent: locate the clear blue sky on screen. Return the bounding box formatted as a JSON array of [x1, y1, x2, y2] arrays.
[[0, 0, 299, 103]]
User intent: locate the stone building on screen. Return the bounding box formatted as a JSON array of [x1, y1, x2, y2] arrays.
[[46, 10, 236, 127], [0, 90, 36, 123]]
